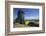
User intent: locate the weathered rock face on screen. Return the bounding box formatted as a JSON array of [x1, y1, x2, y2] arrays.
[[15, 9, 25, 24]]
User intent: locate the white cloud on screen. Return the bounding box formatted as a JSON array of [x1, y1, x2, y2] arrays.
[[13, 15, 17, 19], [25, 16, 39, 20]]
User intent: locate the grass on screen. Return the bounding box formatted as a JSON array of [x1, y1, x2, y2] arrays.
[[24, 19, 39, 26], [14, 19, 39, 27], [25, 20, 30, 25]]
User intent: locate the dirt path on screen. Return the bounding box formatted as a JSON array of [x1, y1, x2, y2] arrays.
[[14, 23, 27, 28]]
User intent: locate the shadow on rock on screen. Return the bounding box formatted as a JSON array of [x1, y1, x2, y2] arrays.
[[28, 22, 39, 27]]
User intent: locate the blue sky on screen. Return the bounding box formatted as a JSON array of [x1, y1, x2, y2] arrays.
[[13, 8, 39, 20]]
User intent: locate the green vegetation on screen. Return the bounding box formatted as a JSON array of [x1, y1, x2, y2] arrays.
[[24, 19, 39, 26], [14, 19, 39, 28]]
